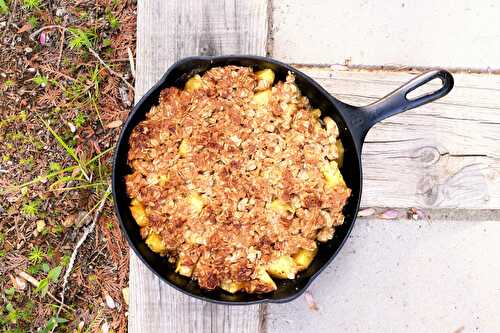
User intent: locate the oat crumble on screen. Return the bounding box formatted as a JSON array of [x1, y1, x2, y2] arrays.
[[125, 66, 351, 293]]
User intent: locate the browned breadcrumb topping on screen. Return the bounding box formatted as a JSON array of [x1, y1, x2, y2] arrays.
[[125, 66, 351, 292]]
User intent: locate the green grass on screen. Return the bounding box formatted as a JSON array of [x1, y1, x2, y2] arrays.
[[22, 0, 42, 10], [67, 28, 97, 50], [39, 117, 90, 181]]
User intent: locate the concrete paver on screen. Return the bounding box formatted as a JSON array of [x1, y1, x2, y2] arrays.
[[266, 219, 500, 333]]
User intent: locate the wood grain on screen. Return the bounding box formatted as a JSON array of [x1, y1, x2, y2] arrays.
[[298, 67, 500, 209], [130, 1, 268, 332]]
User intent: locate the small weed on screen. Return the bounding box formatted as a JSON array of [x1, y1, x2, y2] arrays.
[[33, 74, 49, 87], [18, 110, 27, 121], [39, 316, 68, 333], [61, 254, 70, 266], [47, 265, 62, 281], [106, 222, 114, 230], [78, 10, 89, 19], [27, 263, 41, 275], [102, 38, 112, 47], [49, 162, 61, 172], [22, 0, 42, 10], [5, 286, 16, 297], [52, 224, 64, 235], [21, 199, 41, 217], [106, 11, 120, 29], [73, 112, 86, 127], [2, 154, 10, 162], [35, 278, 49, 296], [46, 246, 55, 259], [20, 156, 34, 167], [27, 15, 38, 28], [0, 250, 6, 257], [28, 245, 45, 264], [64, 80, 86, 101], [39, 117, 90, 181], [3, 79, 14, 89], [68, 28, 97, 50], [0, 0, 9, 14], [35, 265, 63, 299], [5, 303, 18, 324]]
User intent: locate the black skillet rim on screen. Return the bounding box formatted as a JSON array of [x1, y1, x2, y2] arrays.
[[112, 55, 362, 305]]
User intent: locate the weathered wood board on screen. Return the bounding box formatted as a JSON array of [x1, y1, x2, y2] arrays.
[[130, 1, 268, 332], [297, 67, 500, 209], [271, 0, 500, 70]]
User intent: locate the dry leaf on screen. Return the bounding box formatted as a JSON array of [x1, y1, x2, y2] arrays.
[[36, 220, 46, 232], [378, 209, 400, 220], [14, 276, 27, 290], [101, 322, 110, 333], [357, 208, 375, 217], [407, 207, 429, 220], [39, 32, 46, 45], [68, 122, 77, 133], [304, 291, 318, 311], [104, 294, 116, 309], [106, 120, 123, 129], [17, 24, 32, 34], [122, 287, 129, 306]]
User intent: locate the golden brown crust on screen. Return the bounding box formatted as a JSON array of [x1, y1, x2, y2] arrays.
[[125, 66, 351, 291]]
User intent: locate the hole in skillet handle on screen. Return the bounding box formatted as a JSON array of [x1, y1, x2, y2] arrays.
[[405, 77, 444, 101], [345, 69, 454, 151]]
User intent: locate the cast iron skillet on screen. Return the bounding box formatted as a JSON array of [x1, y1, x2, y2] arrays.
[[112, 56, 454, 304]]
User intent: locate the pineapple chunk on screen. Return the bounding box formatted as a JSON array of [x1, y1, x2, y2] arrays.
[[321, 161, 346, 188], [145, 233, 166, 254], [249, 266, 277, 293], [176, 257, 195, 277], [292, 248, 318, 271], [159, 174, 169, 187], [184, 229, 206, 245], [324, 116, 339, 137], [336, 139, 344, 168], [129, 199, 149, 227], [267, 256, 298, 279], [255, 69, 275, 90], [311, 108, 321, 119], [184, 74, 204, 92], [187, 193, 204, 215], [178, 139, 190, 157], [221, 280, 243, 294], [251, 89, 272, 105], [269, 199, 294, 215]]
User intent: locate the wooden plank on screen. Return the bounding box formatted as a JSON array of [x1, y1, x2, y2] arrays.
[[266, 218, 500, 332], [271, 0, 500, 70], [298, 67, 500, 209], [130, 1, 268, 332]]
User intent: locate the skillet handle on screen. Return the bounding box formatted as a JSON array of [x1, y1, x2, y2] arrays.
[[349, 69, 454, 152]]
